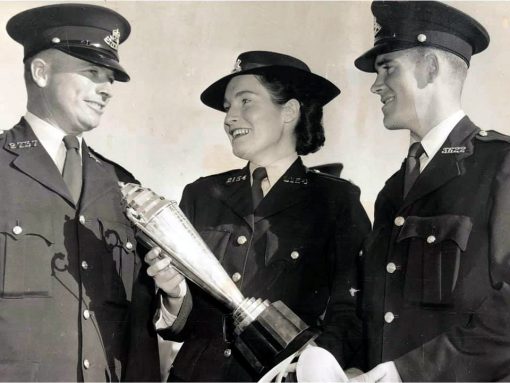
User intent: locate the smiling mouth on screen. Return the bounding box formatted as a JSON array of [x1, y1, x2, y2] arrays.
[[382, 96, 395, 106], [230, 128, 250, 139], [85, 100, 106, 113]]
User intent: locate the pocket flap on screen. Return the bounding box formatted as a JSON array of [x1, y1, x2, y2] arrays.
[[0, 215, 54, 244], [397, 214, 473, 251]]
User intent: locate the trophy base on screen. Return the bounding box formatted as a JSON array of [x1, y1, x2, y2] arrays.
[[233, 300, 317, 375]]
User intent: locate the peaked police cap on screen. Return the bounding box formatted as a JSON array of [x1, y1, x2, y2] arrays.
[[355, 1, 490, 72], [7, 3, 131, 82], [201, 51, 340, 112]]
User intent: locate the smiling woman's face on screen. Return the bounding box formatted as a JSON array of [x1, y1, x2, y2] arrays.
[[222, 74, 295, 165], [40, 50, 115, 134]]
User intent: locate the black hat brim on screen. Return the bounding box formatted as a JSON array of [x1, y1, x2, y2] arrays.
[[201, 66, 340, 112], [54, 46, 130, 82], [355, 41, 419, 73]]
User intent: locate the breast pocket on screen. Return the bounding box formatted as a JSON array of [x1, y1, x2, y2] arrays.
[[263, 235, 327, 308], [197, 229, 232, 263], [0, 217, 55, 298], [397, 214, 473, 305]]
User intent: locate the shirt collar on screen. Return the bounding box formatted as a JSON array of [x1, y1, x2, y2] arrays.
[[24, 111, 83, 159], [415, 110, 465, 159], [249, 153, 299, 187]]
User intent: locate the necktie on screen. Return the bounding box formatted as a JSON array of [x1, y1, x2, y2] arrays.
[[404, 142, 425, 198], [62, 135, 82, 203], [251, 167, 267, 210]]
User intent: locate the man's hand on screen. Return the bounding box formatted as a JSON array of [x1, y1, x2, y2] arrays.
[[145, 247, 185, 297], [350, 362, 402, 383]]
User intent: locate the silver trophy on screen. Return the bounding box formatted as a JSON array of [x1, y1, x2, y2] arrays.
[[119, 182, 316, 375]]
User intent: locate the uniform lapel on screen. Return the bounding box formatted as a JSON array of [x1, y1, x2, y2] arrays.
[[254, 158, 310, 223], [401, 116, 479, 210], [216, 165, 254, 228], [6, 119, 74, 205], [79, 142, 117, 211]]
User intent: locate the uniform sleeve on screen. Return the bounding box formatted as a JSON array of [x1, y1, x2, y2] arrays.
[[315, 185, 371, 370], [395, 149, 510, 381]]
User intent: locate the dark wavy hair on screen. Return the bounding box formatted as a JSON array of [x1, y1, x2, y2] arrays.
[[255, 70, 325, 155]]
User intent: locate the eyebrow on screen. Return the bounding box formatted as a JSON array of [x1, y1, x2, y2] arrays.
[[223, 90, 257, 106], [374, 57, 393, 68]]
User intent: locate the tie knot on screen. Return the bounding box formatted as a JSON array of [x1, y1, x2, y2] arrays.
[[252, 167, 267, 182], [63, 135, 80, 150], [408, 142, 425, 158]]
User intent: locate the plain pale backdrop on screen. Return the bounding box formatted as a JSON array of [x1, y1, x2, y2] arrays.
[[1, 1, 510, 220], [2, 1, 510, 379]]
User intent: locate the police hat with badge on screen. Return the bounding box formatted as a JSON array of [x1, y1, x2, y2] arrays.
[[355, 0, 490, 72], [7, 3, 131, 82], [201, 50, 340, 112]]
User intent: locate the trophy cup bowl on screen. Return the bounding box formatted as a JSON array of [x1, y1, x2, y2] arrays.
[[119, 182, 316, 375]]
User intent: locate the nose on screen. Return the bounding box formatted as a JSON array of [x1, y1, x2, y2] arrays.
[[97, 81, 113, 101], [370, 72, 384, 95], [224, 107, 238, 129]]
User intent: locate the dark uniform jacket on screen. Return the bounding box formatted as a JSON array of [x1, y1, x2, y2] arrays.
[[162, 157, 370, 381], [0, 119, 160, 382], [362, 116, 510, 381]]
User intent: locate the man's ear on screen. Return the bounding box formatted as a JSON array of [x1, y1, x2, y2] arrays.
[[282, 98, 300, 124], [30, 58, 50, 88], [416, 52, 439, 88]]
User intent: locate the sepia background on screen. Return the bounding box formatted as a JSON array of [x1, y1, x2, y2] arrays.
[[1, 1, 509, 378], [1, 1, 510, 220]]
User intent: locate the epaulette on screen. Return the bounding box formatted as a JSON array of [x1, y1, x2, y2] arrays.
[[475, 129, 510, 143], [88, 146, 138, 183], [307, 168, 352, 184]]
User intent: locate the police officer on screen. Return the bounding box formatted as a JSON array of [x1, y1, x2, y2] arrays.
[[0, 4, 159, 381], [353, 1, 510, 381], [145, 51, 371, 381]]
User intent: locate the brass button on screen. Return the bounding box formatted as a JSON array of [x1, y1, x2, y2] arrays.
[[81, 261, 89, 270], [426, 235, 436, 244], [83, 359, 90, 369], [125, 241, 133, 250], [384, 312, 395, 323], [12, 225, 22, 235], [290, 251, 300, 260], [394, 216, 405, 227], [386, 262, 397, 274], [83, 310, 90, 320], [479, 130, 488, 137], [224, 348, 232, 358], [237, 235, 247, 245], [79, 215, 86, 224], [417, 33, 427, 42], [232, 272, 241, 282]]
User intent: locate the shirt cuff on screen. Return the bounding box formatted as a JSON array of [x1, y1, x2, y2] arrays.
[[154, 280, 187, 329]]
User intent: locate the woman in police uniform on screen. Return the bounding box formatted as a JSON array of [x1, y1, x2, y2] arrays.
[[159, 51, 370, 381]]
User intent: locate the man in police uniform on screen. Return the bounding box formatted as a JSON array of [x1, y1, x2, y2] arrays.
[[0, 4, 159, 381], [353, 1, 510, 381]]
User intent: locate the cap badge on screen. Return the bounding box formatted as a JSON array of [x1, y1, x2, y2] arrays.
[[104, 28, 120, 50], [232, 58, 242, 73], [373, 18, 382, 38]]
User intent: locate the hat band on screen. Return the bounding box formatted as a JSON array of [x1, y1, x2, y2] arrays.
[[51, 40, 119, 61], [233, 61, 310, 74], [375, 29, 473, 63]]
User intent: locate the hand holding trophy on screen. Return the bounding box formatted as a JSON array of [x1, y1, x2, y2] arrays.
[[119, 182, 317, 379]]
